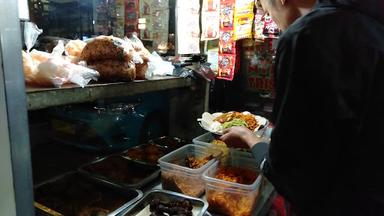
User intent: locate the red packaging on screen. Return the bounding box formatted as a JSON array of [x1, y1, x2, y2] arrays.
[[218, 54, 236, 80]]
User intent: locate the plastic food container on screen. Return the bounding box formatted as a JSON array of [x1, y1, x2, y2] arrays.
[[120, 189, 208, 216], [158, 144, 222, 197], [193, 132, 254, 158], [121, 143, 167, 166], [34, 172, 142, 216], [202, 156, 262, 216], [79, 155, 160, 189]]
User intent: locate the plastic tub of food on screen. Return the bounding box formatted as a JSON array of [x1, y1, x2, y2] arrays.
[[34, 172, 142, 216], [202, 156, 262, 216], [79, 155, 160, 189], [120, 189, 208, 216], [120, 143, 167, 166], [158, 144, 222, 197], [193, 132, 254, 158]]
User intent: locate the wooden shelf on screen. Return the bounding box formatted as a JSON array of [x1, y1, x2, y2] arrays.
[[27, 77, 192, 110]]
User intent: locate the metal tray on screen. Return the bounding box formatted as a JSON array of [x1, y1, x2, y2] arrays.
[[120, 189, 208, 216], [120, 143, 167, 166], [79, 155, 160, 189], [34, 172, 142, 216], [149, 136, 188, 151]]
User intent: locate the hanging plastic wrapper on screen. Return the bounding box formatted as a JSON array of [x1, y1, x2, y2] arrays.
[[254, 8, 280, 41], [175, 0, 201, 54], [233, 0, 254, 40], [201, 0, 220, 40]]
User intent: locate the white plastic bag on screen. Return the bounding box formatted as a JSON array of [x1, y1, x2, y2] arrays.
[[37, 58, 99, 88], [24, 22, 43, 52], [146, 52, 174, 79]]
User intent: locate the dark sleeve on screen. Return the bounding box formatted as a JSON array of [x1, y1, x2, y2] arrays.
[[250, 142, 269, 166], [262, 28, 361, 210]]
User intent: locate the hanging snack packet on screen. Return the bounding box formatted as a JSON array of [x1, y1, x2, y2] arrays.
[[233, 0, 254, 40], [218, 54, 236, 80]]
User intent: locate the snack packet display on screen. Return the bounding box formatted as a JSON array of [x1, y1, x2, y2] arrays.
[[254, 8, 280, 41], [217, 0, 236, 80]]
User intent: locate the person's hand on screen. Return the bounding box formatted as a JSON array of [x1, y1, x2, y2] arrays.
[[220, 126, 262, 149]]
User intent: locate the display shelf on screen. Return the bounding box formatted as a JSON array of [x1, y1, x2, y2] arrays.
[[27, 77, 192, 110]]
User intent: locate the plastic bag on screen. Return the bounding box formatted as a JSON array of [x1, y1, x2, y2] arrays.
[[23, 38, 99, 88], [36, 58, 99, 88], [24, 22, 43, 52], [146, 52, 174, 79]]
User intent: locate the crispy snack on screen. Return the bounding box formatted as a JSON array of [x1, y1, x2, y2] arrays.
[[88, 60, 136, 82], [80, 36, 134, 62], [214, 112, 259, 131]]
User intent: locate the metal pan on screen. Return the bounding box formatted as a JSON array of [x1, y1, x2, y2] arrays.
[[120, 189, 208, 216], [34, 172, 142, 216], [79, 155, 160, 189], [120, 143, 167, 166]]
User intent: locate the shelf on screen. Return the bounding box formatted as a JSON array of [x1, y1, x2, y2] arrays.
[[27, 77, 192, 110]]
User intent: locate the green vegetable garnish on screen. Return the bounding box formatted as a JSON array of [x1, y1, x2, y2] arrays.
[[222, 119, 248, 129]]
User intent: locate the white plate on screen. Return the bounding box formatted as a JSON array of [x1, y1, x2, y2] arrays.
[[197, 112, 268, 135]]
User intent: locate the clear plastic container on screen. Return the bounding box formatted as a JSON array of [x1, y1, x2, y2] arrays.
[[158, 144, 222, 197], [193, 132, 254, 158], [202, 156, 262, 216]]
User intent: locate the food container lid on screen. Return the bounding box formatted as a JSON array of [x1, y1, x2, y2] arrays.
[[158, 144, 222, 174]]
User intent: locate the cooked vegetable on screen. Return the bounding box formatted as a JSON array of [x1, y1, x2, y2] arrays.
[[222, 118, 248, 129]]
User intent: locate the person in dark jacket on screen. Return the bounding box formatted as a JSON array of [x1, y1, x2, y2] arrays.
[[221, 0, 384, 215]]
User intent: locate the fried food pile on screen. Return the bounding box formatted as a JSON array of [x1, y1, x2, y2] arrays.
[[149, 198, 193, 216], [80, 36, 136, 82], [214, 112, 259, 131]]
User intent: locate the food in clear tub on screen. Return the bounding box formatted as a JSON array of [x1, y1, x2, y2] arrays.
[[161, 155, 214, 197], [161, 171, 205, 198], [207, 167, 260, 216], [185, 155, 214, 169]]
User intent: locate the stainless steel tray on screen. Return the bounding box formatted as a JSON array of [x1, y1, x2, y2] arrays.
[[120, 189, 209, 216], [79, 155, 160, 189], [34, 172, 143, 216]]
